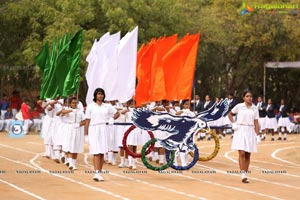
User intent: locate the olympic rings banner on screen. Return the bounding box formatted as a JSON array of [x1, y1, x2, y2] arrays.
[[122, 99, 229, 171]]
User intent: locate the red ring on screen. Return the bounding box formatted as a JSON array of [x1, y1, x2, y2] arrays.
[[122, 125, 155, 158]]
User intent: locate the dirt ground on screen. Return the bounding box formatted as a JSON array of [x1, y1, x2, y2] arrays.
[[0, 131, 299, 200]]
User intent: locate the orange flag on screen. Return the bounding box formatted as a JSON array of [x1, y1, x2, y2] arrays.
[[162, 33, 200, 100], [135, 41, 156, 106], [149, 34, 178, 101]]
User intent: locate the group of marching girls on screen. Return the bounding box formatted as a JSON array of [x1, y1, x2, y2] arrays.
[[41, 87, 226, 182], [42, 96, 85, 170]]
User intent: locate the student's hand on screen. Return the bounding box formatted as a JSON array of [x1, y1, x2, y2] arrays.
[[232, 122, 238, 131]]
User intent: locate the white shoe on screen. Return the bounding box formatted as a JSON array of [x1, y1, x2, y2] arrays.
[[118, 163, 125, 168], [93, 174, 104, 182], [72, 165, 78, 170]]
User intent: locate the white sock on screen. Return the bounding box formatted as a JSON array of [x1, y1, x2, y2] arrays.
[[72, 159, 77, 166], [54, 150, 60, 159], [279, 132, 282, 137], [112, 153, 117, 163], [132, 158, 136, 168], [180, 152, 187, 167], [128, 156, 133, 166], [154, 152, 159, 161], [284, 133, 287, 138], [120, 156, 124, 165], [159, 154, 164, 164], [108, 152, 113, 163]]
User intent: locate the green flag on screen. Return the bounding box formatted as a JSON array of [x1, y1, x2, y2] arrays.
[[42, 39, 59, 99], [35, 42, 49, 72], [55, 34, 71, 96], [62, 29, 83, 97]]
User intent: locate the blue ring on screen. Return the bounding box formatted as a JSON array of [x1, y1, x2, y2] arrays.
[[165, 144, 199, 170]]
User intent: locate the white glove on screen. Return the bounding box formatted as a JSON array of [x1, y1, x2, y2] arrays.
[[256, 135, 261, 144], [108, 118, 114, 126], [232, 122, 238, 131], [84, 135, 89, 144]]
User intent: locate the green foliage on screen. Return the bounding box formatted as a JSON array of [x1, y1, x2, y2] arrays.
[[0, 0, 299, 110]]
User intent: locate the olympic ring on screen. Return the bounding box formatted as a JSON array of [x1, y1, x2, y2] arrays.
[[166, 144, 199, 170], [189, 129, 220, 161], [122, 125, 155, 158], [141, 138, 175, 171]]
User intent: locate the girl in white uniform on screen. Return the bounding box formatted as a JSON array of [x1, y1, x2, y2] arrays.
[[85, 88, 120, 181], [61, 97, 85, 170], [117, 102, 128, 168], [175, 99, 195, 166], [228, 90, 259, 183], [51, 101, 64, 163], [123, 99, 141, 170], [41, 100, 57, 159]]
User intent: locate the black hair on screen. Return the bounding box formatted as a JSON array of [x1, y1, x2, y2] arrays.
[[93, 88, 105, 102], [180, 99, 189, 109], [242, 90, 252, 97]]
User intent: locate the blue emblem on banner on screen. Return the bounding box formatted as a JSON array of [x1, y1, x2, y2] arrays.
[[9, 120, 24, 138]]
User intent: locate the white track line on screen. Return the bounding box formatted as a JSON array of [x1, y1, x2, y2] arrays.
[[134, 161, 283, 200], [83, 154, 206, 200], [30, 154, 130, 200], [0, 178, 46, 200], [271, 146, 300, 167], [251, 159, 300, 168], [223, 150, 300, 187], [0, 144, 130, 200], [0, 143, 36, 154]]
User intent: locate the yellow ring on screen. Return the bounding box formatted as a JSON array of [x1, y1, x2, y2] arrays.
[[189, 128, 220, 161]]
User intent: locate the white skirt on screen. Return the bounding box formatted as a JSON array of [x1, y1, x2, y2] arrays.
[[277, 117, 291, 128], [42, 116, 55, 145], [126, 125, 141, 146], [265, 117, 278, 131], [52, 118, 64, 147], [231, 125, 257, 153], [63, 124, 84, 153], [107, 125, 119, 152], [116, 125, 126, 147], [88, 124, 109, 155], [154, 130, 167, 148], [140, 129, 151, 145], [258, 117, 266, 132]]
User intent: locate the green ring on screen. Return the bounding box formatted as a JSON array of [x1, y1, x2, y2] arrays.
[[141, 138, 175, 171]]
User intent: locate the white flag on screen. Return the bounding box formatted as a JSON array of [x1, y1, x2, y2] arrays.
[[114, 26, 138, 103], [85, 32, 110, 105]]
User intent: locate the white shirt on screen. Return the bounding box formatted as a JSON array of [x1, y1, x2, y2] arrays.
[[85, 102, 116, 125], [231, 103, 258, 125], [63, 109, 85, 124]]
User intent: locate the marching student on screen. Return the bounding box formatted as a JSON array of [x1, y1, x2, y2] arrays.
[[61, 97, 85, 170], [123, 99, 140, 170], [209, 97, 225, 140], [228, 90, 259, 183], [256, 96, 267, 140], [41, 99, 57, 159], [175, 99, 195, 166], [277, 99, 290, 141], [107, 100, 119, 166], [85, 88, 119, 181], [265, 98, 278, 141], [117, 102, 128, 168], [151, 100, 170, 165]]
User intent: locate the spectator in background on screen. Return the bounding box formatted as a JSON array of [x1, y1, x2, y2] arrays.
[[277, 99, 290, 140], [0, 94, 10, 120], [191, 94, 203, 113], [265, 98, 278, 141], [10, 90, 22, 118], [21, 98, 33, 135], [4, 107, 14, 132]]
